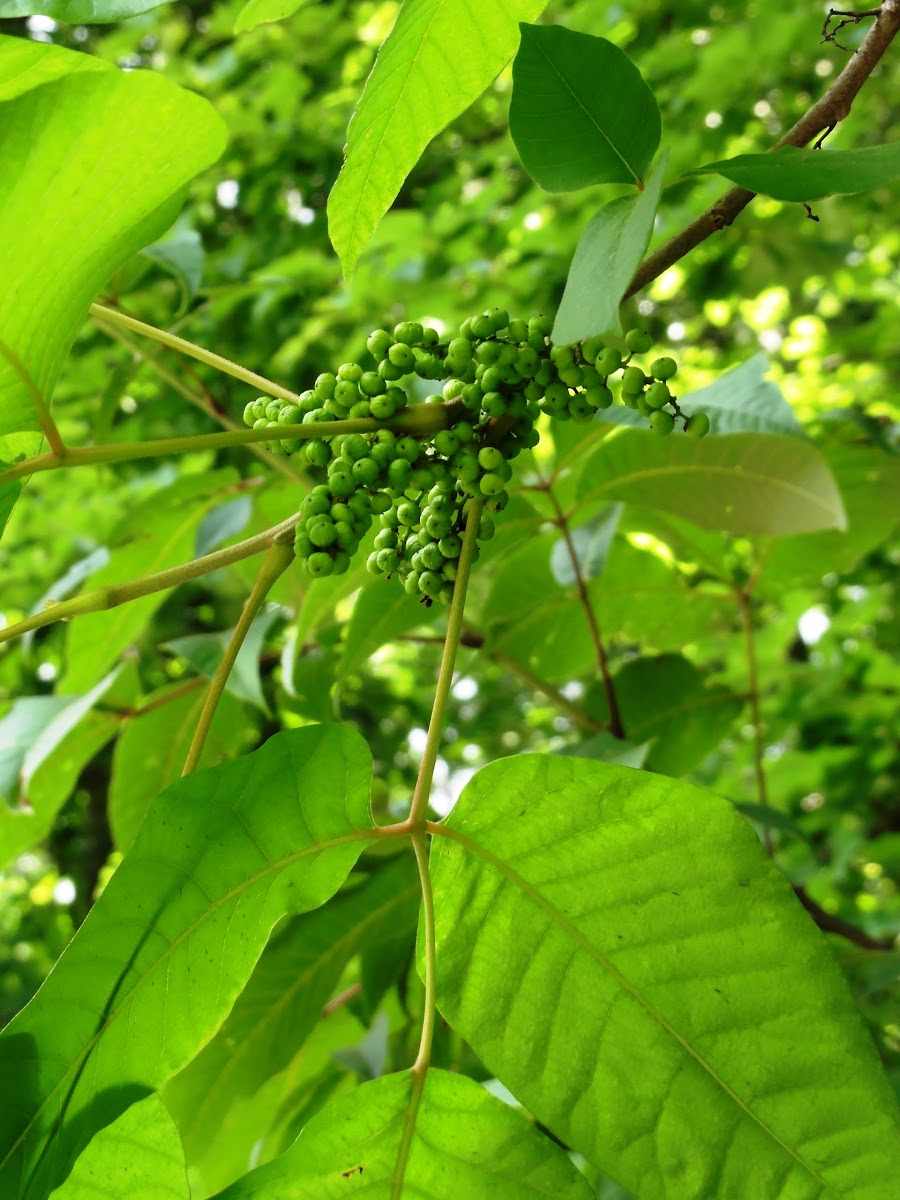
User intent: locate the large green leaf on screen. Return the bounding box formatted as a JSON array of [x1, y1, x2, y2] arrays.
[[108, 685, 249, 853], [0, 725, 375, 1200], [164, 855, 420, 1168], [675, 353, 803, 437], [553, 154, 667, 343], [327, 0, 545, 275], [695, 142, 900, 202], [0, 37, 226, 458], [576, 429, 846, 536], [213, 1069, 593, 1199], [760, 444, 900, 587], [510, 24, 661, 191], [47, 1095, 188, 1200], [429, 754, 900, 1198], [0, 0, 169, 19], [165, 605, 281, 712], [587, 654, 744, 776]]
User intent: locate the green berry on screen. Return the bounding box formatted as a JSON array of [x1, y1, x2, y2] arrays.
[[394, 321, 424, 345], [308, 517, 337, 548], [585, 385, 613, 410], [650, 356, 677, 381], [507, 318, 529, 342], [478, 446, 504, 471], [395, 436, 420, 463], [595, 348, 622, 375], [480, 472, 505, 496], [685, 411, 711, 439], [419, 570, 443, 598], [622, 366, 646, 393], [307, 552, 335, 577], [650, 409, 675, 436], [369, 394, 397, 420], [337, 362, 363, 383], [360, 371, 386, 397], [367, 329, 393, 359], [625, 328, 653, 354], [433, 430, 460, 457], [471, 314, 493, 339], [645, 381, 671, 410], [388, 343, 416, 370], [315, 372, 337, 399]]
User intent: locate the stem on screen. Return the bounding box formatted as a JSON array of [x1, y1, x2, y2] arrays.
[[546, 485, 624, 739], [737, 587, 772, 854], [407, 501, 484, 828], [90, 303, 306, 406], [92, 317, 305, 484], [182, 537, 295, 775], [0, 513, 299, 648], [625, 0, 900, 299], [0, 334, 66, 457], [0, 403, 461, 485], [390, 836, 437, 1199]]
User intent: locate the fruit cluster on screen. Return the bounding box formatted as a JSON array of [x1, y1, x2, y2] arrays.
[[242, 312, 709, 602]]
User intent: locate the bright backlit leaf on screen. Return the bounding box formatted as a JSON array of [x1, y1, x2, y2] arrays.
[[430, 754, 900, 1198]]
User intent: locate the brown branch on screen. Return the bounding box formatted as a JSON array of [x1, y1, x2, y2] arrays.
[[625, 0, 900, 300], [794, 886, 895, 950], [544, 484, 624, 739]]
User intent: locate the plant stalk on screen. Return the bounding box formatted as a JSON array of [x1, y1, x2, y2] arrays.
[[182, 537, 295, 775]]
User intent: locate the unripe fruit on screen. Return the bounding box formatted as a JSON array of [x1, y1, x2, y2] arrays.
[[625, 328, 653, 354], [394, 321, 424, 345], [307, 552, 335, 577], [645, 381, 671, 410], [367, 330, 393, 359], [650, 409, 675, 436], [650, 356, 677, 381], [622, 366, 646, 393], [685, 411, 711, 439], [388, 343, 416, 370], [585, 385, 613, 409]]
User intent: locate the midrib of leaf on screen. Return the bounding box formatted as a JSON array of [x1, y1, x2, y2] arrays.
[[180, 879, 420, 1142], [530, 35, 640, 186], [583, 461, 843, 523], [431, 822, 841, 1198], [338, 0, 445, 257], [2, 827, 383, 1185]]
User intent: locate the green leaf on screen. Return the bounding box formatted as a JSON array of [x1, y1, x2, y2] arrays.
[[327, 0, 546, 276], [108, 684, 249, 853], [552, 154, 667, 343], [0, 696, 71, 802], [576, 429, 847, 536], [760, 444, 900, 587], [429, 754, 900, 1199], [47, 1095, 188, 1200], [165, 604, 282, 712], [0, 480, 19, 540], [141, 227, 206, 314], [510, 24, 661, 192], [194, 495, 253, 558], [676, 353, 803, 437], [22, 548, 110, 654], [0, 725, 375, 1200], [61, 473, 238, 692], [1, 711, 119, 869], [234, 0, 314, 35], [587, 654, 744, 776], [0, 0, 171, 22], [339, 582, 430, 676], [694, 142, 900, 202], [550, 504, 622, 586], [212, 1069, 593, 1199], [0, 36, 226, 458], [164, 855, 419, 1168]]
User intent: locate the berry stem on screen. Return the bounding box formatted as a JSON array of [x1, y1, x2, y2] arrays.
[[546, 483, 625, 739], [407, 501, 484, 829], [183, 535, 295, 776], [0, 404, 462, 485], [0, 512, 300, 648], [90, 302, 306, 406]]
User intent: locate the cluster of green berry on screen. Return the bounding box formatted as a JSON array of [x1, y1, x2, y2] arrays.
[[242, 311, 709, 601]]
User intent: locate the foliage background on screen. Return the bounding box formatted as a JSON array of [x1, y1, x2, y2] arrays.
[[0, 1, 898, 1195]]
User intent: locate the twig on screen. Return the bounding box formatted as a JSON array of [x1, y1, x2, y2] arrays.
[[794, 886, 894, 950], [545, 484, 624, 738], [0, 512, 299, 647], [625, 0, 900, 300], [822, 8, 882, 50], [182, 536, 295, 775]]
